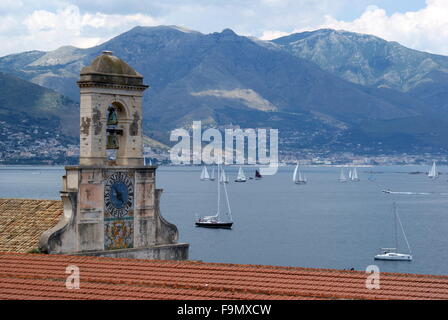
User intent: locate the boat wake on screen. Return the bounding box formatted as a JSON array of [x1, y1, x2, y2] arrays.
[[382, 190, 433, 195]]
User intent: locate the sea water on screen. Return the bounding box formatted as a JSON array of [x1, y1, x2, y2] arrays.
[[1, 165, 447, 275]]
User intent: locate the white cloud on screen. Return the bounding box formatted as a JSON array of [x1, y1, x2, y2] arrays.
[[260, 30, 289, 40], [0, 4, 159, 56], [296, 0, 448, 55], [1, 0, 446, 57]]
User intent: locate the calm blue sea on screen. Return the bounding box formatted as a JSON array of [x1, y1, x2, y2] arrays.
[[1, 165, 447, 276]]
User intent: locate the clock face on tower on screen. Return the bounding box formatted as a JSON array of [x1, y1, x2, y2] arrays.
[[104, 172, 134, 218]]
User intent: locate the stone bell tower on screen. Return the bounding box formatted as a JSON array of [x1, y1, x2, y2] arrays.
[[78, 50, 145, 167], [39, 51, 189, 260]]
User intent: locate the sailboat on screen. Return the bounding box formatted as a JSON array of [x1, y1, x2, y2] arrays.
[[196, 164, 233, 229], [235, 166, 247, 182], [220, 167, 229, 184], [375, 203, 412, 261], [293, 162, 307, 184], [351, 167, 360, 182], [144, 157, 153, 166], [200, 166, 210, 181], [428, 161, 438, 179], [255, 169, 262, 180], [210, 167, 216, 181], [339, 168, 347, 182]]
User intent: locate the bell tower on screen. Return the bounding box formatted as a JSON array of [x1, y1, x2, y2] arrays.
[[78, 50, 146, 166], [39, 51, 189, 260]]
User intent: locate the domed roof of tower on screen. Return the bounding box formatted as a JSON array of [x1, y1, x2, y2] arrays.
[[78, 51, 148, 88], [80, 51, 142, 77]]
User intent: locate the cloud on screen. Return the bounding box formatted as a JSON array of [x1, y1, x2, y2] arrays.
[[295, 0, 448, 55], [260, 30, 289, 40], [0, 3, 159, 56], [0, 1, 446, 57]]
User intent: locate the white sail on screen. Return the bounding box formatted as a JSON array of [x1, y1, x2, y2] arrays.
[[293, 163, 299, 182], [428, 161, 438, 179], [200, 166, 210, 180], [352, 167, 359, 181], [237, 166, 246, 181], [293, 162, 306, 184], [348, 169, 353, 180], [339, 168, 347, 182], [220, 167, 229, 183]]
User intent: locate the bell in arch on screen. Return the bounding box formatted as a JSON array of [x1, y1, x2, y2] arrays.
[[107, 107, 118, 125], [106, 134, 119, 149]]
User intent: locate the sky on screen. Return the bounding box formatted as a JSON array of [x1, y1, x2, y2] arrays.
[[2, 0, 448, 57]]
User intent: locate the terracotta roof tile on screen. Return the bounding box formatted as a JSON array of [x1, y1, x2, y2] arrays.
[[0, 199, 62, 253], [0, 252, 447, 300]]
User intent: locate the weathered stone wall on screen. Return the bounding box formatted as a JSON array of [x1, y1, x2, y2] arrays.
[[39, 166, 189, 260]]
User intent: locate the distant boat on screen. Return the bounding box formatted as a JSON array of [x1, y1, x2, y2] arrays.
[[350, 167, 360, 182], [220, 167, 229, 184], [235, 166, 247, 182], [374, 203, 412, 261], [144, 157, 153, 166], [428, 161, 438, 179], [210, 167, 216, 181], [200, 166, 210, 181], [293, 162, 307, 184], [339, 168, 347, 182], [255, 169, 262, 180], [196, 164, 233, 229]]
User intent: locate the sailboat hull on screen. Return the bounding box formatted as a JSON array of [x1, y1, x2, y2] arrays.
[[234, 179, 246, 182], [195, 222, 233, 229], [374, 253, 412, 261]]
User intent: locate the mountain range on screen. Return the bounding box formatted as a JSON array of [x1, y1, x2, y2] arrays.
[[1, 25, 448, 161]]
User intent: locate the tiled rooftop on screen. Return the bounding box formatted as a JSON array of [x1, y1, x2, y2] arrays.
[[0, 199, 62, 253], [1, 252, 448, 300]]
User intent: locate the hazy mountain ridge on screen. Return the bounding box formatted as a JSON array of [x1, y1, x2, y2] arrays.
[[0, 25, 448, 158], [272, 29, 448, 115]]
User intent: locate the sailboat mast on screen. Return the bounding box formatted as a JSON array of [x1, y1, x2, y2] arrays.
[[222, 174, 232, 222], [397, 210, 412, 254], [217, 163, 221, 215], [394, 203, 398, 251]]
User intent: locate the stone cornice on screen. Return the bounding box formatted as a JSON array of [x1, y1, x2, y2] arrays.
[[77, 81, 149, 91]]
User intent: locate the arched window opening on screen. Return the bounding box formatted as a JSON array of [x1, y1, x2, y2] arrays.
[[106, 104, 124, 162]]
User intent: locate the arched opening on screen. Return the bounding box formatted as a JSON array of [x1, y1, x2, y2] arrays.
[[106, 102, 126, 163]]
